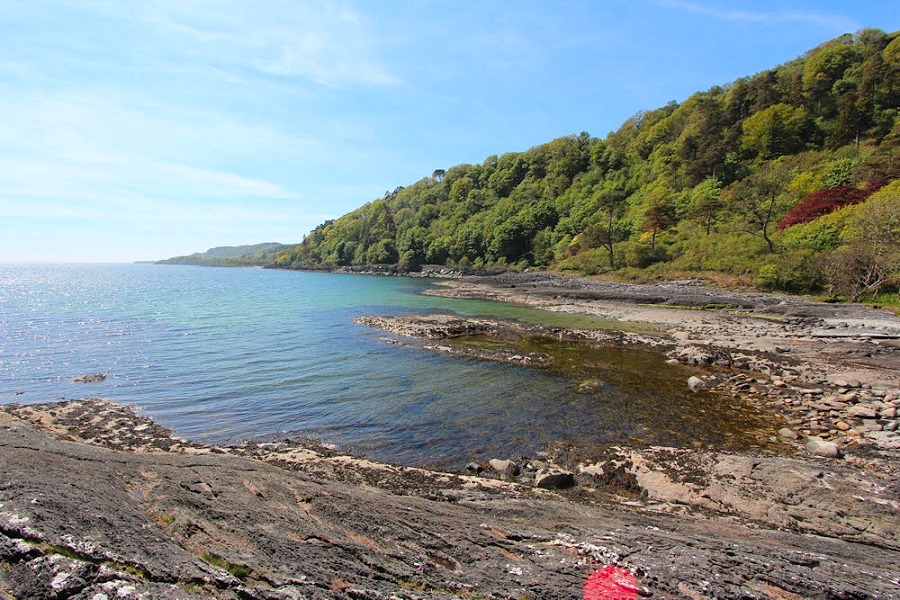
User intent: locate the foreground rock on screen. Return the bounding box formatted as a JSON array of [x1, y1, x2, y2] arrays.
[[575, 445, 898, 551], [2, 400, 899, 598]]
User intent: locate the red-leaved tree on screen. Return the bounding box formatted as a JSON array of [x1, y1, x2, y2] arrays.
[[777, 178, 890, 230]]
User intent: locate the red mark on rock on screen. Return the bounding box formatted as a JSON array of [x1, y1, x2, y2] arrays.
[[584, 565, 638, 600]]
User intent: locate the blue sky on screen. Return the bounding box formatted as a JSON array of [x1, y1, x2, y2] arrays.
[[1, 1, 897, 262]]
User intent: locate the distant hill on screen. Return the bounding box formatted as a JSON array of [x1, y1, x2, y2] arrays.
[[157, 243, 289, 266], [274, 29, 899, 302]]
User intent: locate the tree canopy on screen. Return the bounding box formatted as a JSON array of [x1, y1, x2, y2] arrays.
[[276, 29, 900, 300]]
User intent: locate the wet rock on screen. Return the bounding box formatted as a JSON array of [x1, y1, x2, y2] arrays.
[[72, 374, 106, 383], [534, 467, 575, 489], [465, 461, 483, 474], [576, 379, 605, 392], [805, 436, 841, 458]]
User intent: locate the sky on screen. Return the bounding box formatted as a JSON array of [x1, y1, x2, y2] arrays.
[[1, 1, 897, 263]]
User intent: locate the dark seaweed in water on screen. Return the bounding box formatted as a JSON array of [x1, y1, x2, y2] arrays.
[[449, 333, 779, 453]]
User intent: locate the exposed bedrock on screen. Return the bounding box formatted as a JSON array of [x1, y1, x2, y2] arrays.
[[1, 402, 899, 599]]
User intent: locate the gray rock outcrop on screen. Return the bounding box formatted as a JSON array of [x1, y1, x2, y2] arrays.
[[2, 402, 898, 599]]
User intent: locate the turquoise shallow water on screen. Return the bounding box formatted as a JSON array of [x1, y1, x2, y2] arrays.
[[0, 264, 766, 468]]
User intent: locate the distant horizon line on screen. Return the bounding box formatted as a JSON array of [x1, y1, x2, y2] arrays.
[[0, 260, 155, 265]]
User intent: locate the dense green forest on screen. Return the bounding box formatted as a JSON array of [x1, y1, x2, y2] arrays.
[[276, 30, 900, 301], [158, 243, 289, 267]]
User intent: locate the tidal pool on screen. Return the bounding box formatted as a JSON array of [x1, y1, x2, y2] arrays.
[[447, 332, 780, 454]]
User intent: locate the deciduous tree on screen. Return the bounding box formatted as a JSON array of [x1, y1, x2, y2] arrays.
[[727, 164, 791, 253]]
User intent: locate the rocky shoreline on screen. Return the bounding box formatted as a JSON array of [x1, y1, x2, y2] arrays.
[[265, 263, 503, 278], [2, 398, 899, 599], [2, 274, 900, 598]]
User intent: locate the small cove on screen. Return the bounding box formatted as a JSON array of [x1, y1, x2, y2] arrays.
[[1, 264, 778, 469], [448, 333, 776, 452]]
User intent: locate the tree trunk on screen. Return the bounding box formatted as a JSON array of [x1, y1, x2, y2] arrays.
[[762, 228, 775, 253], [761, 196, 777, 254], [606, 209, 615, 269]]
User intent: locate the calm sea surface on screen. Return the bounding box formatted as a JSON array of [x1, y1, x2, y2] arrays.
[[0, 264, 769, 468]]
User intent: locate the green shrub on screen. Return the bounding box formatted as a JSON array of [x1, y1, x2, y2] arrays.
[[756, 250, 823, 293], [557, 248, 612, 275], [621, 240, 669, 268], [669, 232, 767, 275]]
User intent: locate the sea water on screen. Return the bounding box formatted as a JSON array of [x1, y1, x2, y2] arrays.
[[0, 264, 770, 468]]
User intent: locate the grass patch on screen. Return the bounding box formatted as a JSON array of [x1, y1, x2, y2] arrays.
[[862, 292, 900, 311], [153, 512, 175, 525], [202, 552, 252, 579]]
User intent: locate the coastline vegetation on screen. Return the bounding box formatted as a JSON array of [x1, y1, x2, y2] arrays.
[[157, 242, 289, 267], [272, 30, 899, 303]]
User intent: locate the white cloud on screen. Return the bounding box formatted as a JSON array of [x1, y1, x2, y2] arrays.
[[88, 0, 402, 88], [0, 90, 314, 209], [153, 162, 288, 198], [658, 0, 860, 32], [256, 30, 400, 87], [0, 155, 287, 216]]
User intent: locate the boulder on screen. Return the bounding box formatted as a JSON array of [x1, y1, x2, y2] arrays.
[[804, 436, 841, 458], [488, 459, 520, 478], [833, 379, 861, 389], [687, 376, 706, 391], [534, 468, 575, 489], [778, 428, 798, 440]]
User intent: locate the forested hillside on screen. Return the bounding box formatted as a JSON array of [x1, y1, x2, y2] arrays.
[[276, 30, 900, 301], [158, 243, 288, 266]]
